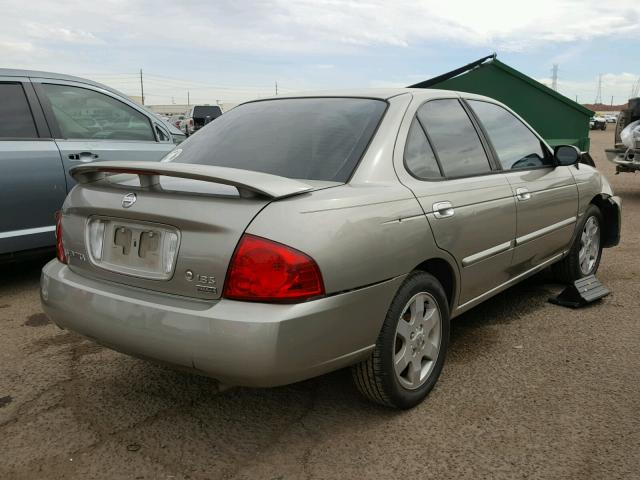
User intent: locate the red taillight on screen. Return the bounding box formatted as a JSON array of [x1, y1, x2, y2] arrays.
[[223, 234, 324, 302], [55, 211, 67, 264]]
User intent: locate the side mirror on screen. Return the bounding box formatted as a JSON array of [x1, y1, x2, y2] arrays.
[[554, 145, 580, 167]]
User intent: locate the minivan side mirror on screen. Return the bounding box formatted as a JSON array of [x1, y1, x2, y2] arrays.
[[554, 145, 580, 167]]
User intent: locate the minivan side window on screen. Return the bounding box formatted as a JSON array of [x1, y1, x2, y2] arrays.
[[41, 84, 155, 141], [417, 99, 491, 177], [404, 118, 442, 179], [468, 100, 552, 170], [0, 83, 38, 138]]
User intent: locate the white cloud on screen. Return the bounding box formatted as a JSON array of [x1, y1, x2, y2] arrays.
[[537, 72, 640, 104], [0, 40, 34, 53], [25, 23, 103, 44], [1, 0, 639, 55], [1, 0, 638, 103]]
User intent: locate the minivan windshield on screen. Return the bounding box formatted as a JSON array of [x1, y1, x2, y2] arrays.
[[169, 98, 387, 182]]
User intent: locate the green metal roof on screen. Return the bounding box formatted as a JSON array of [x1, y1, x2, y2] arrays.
[[411, 56, 594, 151], [487, 59, 594, 116]]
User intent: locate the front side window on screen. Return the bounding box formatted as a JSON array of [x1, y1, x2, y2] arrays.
[[42, 84, 155, 141], [0, 83, 38, 138], [468, 100, 552, 170], [417, 99, 491, 177], [404, 118, 441, 179], [169, 98, 387, 182]]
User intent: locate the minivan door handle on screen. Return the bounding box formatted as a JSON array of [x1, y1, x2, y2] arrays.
[[432, 201, 455, 219], [68, 152, 99, 162], [516, 187, 531, 201]]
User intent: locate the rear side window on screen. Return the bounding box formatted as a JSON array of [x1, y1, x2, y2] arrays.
[[170, 98, 386, 182], [417, 99, 491, 177], [41, 84, 155, 141], [0, 83, 38, 138], [404, 118, 442, 179], [193, 106, 222, 119], [468, 100, 552, 170]]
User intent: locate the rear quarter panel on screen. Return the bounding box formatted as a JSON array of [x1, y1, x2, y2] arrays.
[[246, 183, 438, 294]]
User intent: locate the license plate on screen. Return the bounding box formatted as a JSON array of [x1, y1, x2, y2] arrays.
[[86, 217, 179, 279]]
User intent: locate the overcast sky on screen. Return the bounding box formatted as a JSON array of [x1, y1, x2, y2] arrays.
[[1, 0, 638, 105]]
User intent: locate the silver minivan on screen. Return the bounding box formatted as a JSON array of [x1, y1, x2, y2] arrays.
[[0, 69, 184, 257]]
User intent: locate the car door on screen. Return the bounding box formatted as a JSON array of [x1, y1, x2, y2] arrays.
[[395, 97, 517, 306], [465, 99, 579, 273], [31, 79, 175, 188], [0, 78, 67, 255]]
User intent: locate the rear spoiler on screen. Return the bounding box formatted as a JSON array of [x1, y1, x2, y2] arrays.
[[70, 161, 314, 199]]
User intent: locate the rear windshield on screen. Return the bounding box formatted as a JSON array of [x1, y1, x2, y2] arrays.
[[170, 98, 387, 182], [193, 106, 222, 119]]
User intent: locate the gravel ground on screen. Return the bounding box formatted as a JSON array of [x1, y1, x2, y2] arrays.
[[1, 128, 639, 480]]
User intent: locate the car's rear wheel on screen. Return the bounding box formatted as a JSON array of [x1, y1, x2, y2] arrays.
[[351, 272, 450, 409], [553, 204, 603, 283]]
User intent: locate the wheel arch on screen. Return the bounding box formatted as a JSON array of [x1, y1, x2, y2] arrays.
[[590, 194, 621, 248], [412, 257, 458, 311]]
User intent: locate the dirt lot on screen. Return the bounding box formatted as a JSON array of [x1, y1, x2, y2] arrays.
[[1, 128, 639, 480]]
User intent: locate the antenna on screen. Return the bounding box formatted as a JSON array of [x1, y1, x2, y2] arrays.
[[551, 64, 558, 91], [594, 74, 603, 104]]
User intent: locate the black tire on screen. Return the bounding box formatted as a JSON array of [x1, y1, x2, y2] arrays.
[[601, 123, 607, 131], [553, 204, 604, 283], [351, 272, 450, 409]]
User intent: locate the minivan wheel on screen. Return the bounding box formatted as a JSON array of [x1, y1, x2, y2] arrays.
[[553, 204, 603, 283], [351, 272, 450, 409]]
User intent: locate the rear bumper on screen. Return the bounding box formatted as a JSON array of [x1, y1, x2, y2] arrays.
[[41, 260, 403, 387]]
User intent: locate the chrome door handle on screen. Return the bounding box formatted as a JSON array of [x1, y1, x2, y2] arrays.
[[433, 201, 454, 219], [516, 187, 531, 201]]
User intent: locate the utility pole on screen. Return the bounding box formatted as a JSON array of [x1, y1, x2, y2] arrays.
[[275, 81, 278, 96], [187, 91, 190, 106], [611, 95, 614, 106], [594, 74, 603, 104], [139, 69, 145, 105], [551, 64, 558, 91], [575, 95, 578, 103]]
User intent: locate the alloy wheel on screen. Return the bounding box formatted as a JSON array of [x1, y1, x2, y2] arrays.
[[393, 292, 442, 390], [579, 216, 601, 275]]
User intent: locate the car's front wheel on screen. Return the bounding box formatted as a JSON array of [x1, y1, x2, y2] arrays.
[[553, 204, 603, 283], [352, 272, 450, 409]]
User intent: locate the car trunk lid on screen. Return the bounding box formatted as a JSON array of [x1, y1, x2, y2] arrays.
[[61, 162, 329, 300]]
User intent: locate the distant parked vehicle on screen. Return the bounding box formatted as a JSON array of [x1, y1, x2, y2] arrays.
[[182, 105, 223, 135], [590, 116, 607, 130], [169, 114, 185, 129], [604, 114, 617, 123], [0, 68, 184, 258]]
